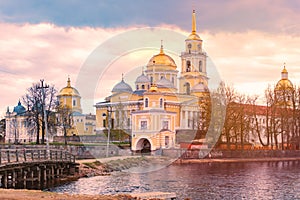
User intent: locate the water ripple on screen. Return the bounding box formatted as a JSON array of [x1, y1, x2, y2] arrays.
[[50, 161, 300, 199]]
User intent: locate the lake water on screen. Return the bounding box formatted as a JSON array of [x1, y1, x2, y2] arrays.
[[50, 161, 300, 199]]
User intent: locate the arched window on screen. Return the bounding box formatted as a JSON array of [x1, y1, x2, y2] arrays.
[[186, 60, 191, 72], [150, 76, 153, 84], [199, 61, 202, 72], [172, 77, 174, 84], [187, 43, 192, 54], [185, 82, 190, 95], [145, 98, 149, 108], [136, 85, 139, 90], [141, 85, 145, 89], [159, 98, 163, 108]]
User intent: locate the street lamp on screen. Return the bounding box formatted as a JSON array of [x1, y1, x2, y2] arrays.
[[37, 79, 49, 150], [104, 106, 113, 158]]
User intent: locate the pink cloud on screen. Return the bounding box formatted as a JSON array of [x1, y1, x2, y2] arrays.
[[1, 21, 300, 116]]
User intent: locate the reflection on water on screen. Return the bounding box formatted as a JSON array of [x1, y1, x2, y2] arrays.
[[50, 161, 300, 199]]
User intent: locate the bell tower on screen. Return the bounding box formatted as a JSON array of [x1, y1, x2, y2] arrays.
[[179, 10, 208, 94]]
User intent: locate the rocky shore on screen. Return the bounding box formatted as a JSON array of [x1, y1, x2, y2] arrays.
[[77, 160, 111, 178], [77, 156, 176, 177], [0, 189, 136, 200]]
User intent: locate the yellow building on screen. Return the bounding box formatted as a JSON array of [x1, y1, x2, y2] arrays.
[[95, 10, 210, 152], [57, 78, 96, 136]]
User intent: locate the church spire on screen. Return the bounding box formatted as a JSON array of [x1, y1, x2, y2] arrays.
[[67, 76, 71, 87], [186, 10, 201, 41], [159, 40, 164, 54], [192, 10, 197, 34]]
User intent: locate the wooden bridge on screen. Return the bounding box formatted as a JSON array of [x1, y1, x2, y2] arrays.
[[0, 148, 77, 189]]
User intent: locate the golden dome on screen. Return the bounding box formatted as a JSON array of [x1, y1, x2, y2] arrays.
[[275, 64, 293, 91], [147, 46, 176, 67], [275, 79, 293, 91], [58, 78, 80, 96], [187, 33, 201, 41]]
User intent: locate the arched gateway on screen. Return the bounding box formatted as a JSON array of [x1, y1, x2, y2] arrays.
[[136, 138, 151, 153]]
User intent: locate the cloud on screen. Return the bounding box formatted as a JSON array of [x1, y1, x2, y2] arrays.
[[202, 30, 300, 97], [0, 20, 300, 115], [1, 1, 300, 34], [0, 22, 128, 115]]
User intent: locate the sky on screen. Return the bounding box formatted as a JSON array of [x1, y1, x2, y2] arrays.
[[0, 0, 300, 115]]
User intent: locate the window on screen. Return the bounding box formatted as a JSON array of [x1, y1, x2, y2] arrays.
[[187, 66, 190, 72], [172, 77, 174, 84], [187, 43, 192, 54], [162, 121, 169, 129], [198, 44, 201, 51], [103, 119, 106, 127], [111, 119, 114, 129], [165, 136, 170, 147], [142, 85, 145, 89], [186, 61, 191, 72], [160, 98, 163, 108], [185, 82, 190, 95], [73, 99, 76, 106], [141, 121, 147, 130], [145, 98, 149, 108], [150, 76, 153, 84], [136, 85, 139, 90], [161, 76, 164, 79], [199, 61, 202, 72], [127, 118, 130, 127]]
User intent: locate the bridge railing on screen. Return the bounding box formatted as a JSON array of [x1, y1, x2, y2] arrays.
[[0, 149, 75, 165]]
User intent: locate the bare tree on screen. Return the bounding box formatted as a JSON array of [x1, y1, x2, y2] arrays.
[[56, 104, 73, 145], [22, 81, 57, 144]]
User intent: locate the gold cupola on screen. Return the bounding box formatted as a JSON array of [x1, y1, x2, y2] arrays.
[[57, 77, 82, 113], [145, 42, 178, 86], [275, 65, 293, 91], [59, 77, 80, 97], [147, 45, 176, 68]]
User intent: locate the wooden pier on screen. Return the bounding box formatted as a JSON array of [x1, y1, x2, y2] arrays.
[[0, 148, 77, 189]]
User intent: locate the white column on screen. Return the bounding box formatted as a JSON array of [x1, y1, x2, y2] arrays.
[[180, 110, 183, 128], [185, 110, 188, 129]]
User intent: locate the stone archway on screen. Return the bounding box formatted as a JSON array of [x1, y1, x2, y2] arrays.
[[136, 138, 151, 153]]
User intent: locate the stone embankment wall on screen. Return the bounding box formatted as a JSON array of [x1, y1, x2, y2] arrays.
[[162, 148, 300, 159]]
